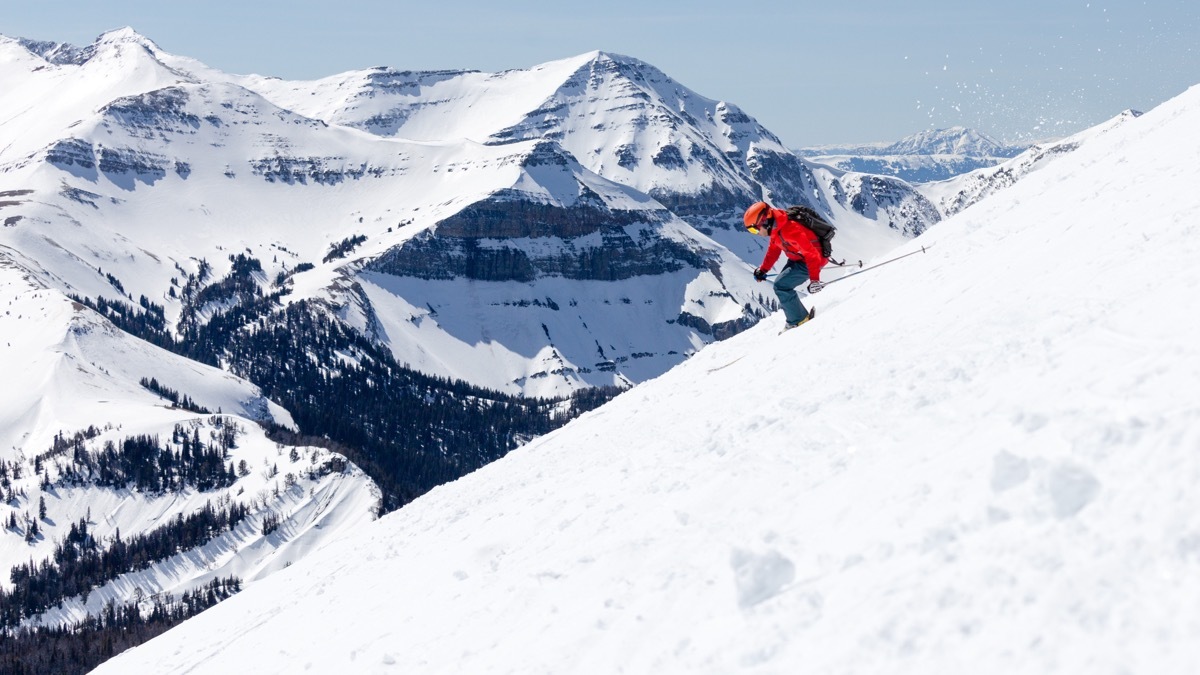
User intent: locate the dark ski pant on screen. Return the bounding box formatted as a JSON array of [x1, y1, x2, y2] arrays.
[[773, 259, 811, 325]]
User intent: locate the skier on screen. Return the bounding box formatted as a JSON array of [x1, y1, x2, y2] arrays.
[[743, 201, 829, 330]]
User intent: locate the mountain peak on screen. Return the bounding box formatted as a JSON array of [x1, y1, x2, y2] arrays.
[[94, 26, 160, 50], [884, 126, 1008, 157], [589, 50, 640, 64], [12, 26, 166, 67]]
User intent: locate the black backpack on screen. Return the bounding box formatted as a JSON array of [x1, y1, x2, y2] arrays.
[[785, 205, 836, 258]]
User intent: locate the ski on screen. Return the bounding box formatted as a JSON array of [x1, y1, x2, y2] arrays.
[[779, 306, 816, 334]]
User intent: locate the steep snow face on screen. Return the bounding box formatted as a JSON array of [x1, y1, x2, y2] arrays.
[[0, 255, 379, 627], [492, 52, 780, 198], [95, 83, 1200, 675]]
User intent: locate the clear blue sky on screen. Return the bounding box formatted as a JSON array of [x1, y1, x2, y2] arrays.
[[4, 0, 1198, 146]]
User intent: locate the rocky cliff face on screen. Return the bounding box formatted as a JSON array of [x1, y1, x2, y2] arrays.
[[845, 175, 941, 237], [367, 197, 704, 283]]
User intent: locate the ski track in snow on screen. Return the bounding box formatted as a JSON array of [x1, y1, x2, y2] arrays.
[[90, 83, 1200, 674]]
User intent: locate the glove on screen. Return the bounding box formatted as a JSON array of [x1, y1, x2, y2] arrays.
[[753, 268, 768, 282], [807, 280, 825, 293]]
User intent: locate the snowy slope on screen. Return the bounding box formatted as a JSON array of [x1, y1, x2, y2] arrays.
[[95, 81, 1200, 675], [0, 251, 291, 456]]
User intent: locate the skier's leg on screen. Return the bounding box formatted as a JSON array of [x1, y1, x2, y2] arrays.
[[773, 261, 810, 325]]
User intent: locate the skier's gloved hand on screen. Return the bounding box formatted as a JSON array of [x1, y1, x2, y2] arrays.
[[753, 268, 768, 282], [807, 280, 825, 293]]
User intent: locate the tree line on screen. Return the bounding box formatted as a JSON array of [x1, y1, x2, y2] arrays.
[[53, 423, 238, 495], [1, 501, 251, 628], [0, 577, 240, 675]]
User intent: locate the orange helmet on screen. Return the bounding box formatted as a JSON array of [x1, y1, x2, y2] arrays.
[[743, 201, 772, 232]]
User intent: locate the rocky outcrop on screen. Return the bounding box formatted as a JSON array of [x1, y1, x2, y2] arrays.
[[101, 88, 203, 135], [847, 175, 941, 237], [45, 139, 97, 171], [45, 138, 177, 186], [249, 156, 394, 184], [366, 197, 709, 282]]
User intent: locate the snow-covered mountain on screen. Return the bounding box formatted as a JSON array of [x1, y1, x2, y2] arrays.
[[0, 29, 937, 402], [798, 126, 1030, 183], [98, 80, 1200, 674]]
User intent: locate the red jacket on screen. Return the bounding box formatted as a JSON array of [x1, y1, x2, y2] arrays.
[[759, 208, 828, 281]]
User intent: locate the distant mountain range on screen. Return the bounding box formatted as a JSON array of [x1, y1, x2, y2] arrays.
[[796, 126, 1032, 183]]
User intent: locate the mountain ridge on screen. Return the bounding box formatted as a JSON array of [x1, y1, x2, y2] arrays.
[[796, 126, 1031, 183]]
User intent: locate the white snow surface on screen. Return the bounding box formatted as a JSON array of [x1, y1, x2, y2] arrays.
[[97, 83, 1200, 673]]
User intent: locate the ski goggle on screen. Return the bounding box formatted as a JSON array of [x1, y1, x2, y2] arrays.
[[747, 212, 771, 235]]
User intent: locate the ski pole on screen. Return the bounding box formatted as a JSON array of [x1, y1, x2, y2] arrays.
[[757, 245, 930, 281], [822, 244, 933, 286], [763, 262, 857, 277]]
